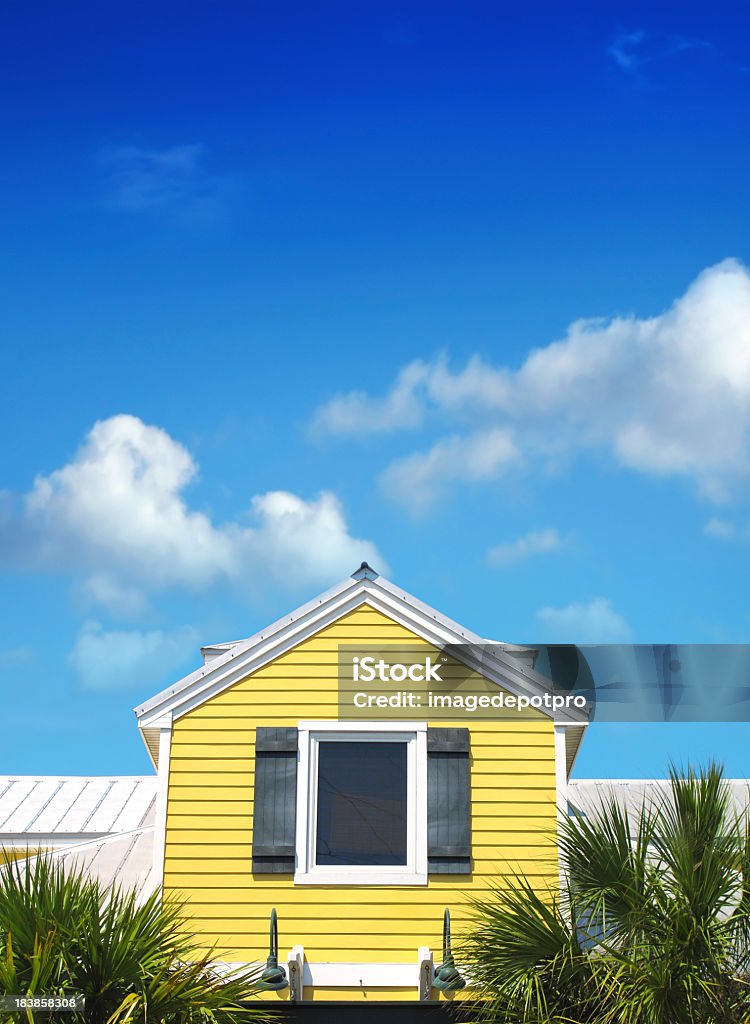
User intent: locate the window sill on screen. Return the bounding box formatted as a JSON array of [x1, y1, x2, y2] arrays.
[[294, 868, 428, 886]]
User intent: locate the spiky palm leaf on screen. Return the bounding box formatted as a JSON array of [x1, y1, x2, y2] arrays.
[[460, 877, 601, 1023], [459, 764, 750, 1024], [0, 854, 272, 1024]]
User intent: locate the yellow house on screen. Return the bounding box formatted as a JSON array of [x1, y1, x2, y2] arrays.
[[134, 563, 589, 1010]]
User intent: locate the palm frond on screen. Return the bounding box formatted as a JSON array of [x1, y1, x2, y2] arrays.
[[0, 852, 272, 1024], [458, 763, 750, 1024]]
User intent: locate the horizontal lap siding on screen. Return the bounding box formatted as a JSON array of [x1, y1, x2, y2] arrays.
[[163, 606, 557, 975], [303, 988, 415, 1002]]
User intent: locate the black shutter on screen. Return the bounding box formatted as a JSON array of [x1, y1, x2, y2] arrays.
[[252, 726, 298, 873], [427, 727, 471, 874]]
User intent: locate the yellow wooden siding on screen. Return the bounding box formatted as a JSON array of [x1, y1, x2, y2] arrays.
[[302, 988, 416, 1002], [163, 604, 558, 990], [0, 847, 47, 863]]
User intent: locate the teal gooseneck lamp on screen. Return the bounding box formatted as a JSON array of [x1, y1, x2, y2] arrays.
[[258, 908, 288, 990], [433, 908, 466, 992]]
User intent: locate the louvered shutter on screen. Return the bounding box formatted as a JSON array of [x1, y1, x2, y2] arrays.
[[427, 727, 471, 874], [252, 726, 298, 873]]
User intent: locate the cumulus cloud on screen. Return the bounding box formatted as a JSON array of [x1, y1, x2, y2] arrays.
[[488, 528, 567, 568], [1, 414, 383, 609], [380, 429, 519, 513], [536, 598, 632, 643], [311, 361, 430, 436], [69, 622, 198, 690], [79, 575, 149, 617], [99, 144, 237, 223], [314, 260, 750, 509]]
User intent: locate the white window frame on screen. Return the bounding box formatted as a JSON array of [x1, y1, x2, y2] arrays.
[[294, 720, 428, 886]]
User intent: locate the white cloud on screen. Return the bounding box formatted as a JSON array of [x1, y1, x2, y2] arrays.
[[607, 30, 711, 77], [311, 361, 430, 436], [313, 260, 750, 509], [79, 575, 149, 616], [608, 30, 647, 71], [234, 490, 386, 590], [704, 517, 736, 540], [3, 414, 384, 609], [488, 528, 567, 568], [99, 144, 237, 224], [536, 598, 632, 643], [380, 429, 519, 513], [69, 622, 198, 690]]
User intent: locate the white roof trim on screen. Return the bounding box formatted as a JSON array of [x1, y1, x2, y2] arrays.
[[135, 572, 591, 731]]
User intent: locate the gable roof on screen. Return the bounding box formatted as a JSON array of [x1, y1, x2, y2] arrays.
[[134, 564, 589, 769]]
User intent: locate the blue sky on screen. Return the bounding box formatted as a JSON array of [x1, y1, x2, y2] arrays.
[[1, 0, 749, 778]]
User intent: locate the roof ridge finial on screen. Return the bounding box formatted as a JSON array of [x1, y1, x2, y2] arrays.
[[351, 561, 378, 581]]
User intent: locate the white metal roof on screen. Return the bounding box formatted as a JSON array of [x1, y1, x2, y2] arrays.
[[0, 776, 156, 843], [15, 826, 156, 895], [569, 778, 750, 819]]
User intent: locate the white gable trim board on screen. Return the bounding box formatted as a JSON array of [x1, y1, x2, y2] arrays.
[[151, 725, 172, 891]]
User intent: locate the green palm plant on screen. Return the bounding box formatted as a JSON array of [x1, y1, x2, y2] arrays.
[[459, 763, 750, 1024], [0, 853, 272, 1024]]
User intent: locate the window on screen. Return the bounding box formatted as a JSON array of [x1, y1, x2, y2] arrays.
[[316, 741, 407, 865], [294, 721, 428, 885]]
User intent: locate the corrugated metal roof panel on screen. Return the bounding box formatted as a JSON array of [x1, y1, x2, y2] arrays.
[[32, 827, 155, 894], [31, 780, 88, 832], [47, 779, 113, 832], [110, 780, 156, 831], [0, 777, 157, 837], [86, 780, 136, 832], [2, 780, 64, 832], [569, 779, 750, 819], [0, 779, 41, 830]]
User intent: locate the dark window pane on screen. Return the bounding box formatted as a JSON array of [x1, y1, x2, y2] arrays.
[[316, 741, 407, 866]]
